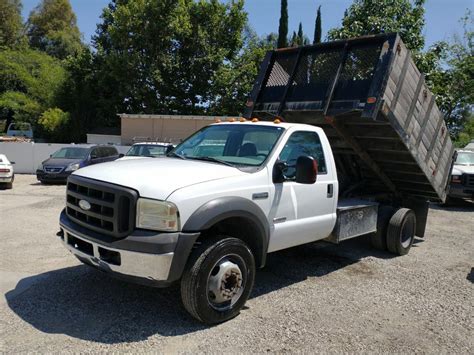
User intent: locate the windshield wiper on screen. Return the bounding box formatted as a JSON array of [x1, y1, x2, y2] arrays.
[[167, 152, 186, 160], [187, 156, 236, 167]]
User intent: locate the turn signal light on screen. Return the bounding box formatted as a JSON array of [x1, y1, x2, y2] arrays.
[[367, 97, 377, 104]]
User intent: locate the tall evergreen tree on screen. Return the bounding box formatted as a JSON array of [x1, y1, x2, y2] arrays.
[[313, 5, 322, 44], [290, 31, 297, 47], [297, 22, 304, 46], [0, 0, 24, 48], [27, 0, 83, 59], [277, 0, 288, 48]]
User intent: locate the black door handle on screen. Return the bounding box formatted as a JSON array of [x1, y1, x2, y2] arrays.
[[327, 184, 333, 198]]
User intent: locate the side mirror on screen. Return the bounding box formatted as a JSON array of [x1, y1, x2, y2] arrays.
[[272, 161, 287, 184], [118, 153, 124, 158], [49, 154, 52, 158], [295, 156, 317, 184], [10, 161, 16, 165], [165, 145, 174, 154]]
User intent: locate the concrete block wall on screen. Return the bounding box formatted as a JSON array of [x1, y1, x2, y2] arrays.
[[0, 143, 130, 174]]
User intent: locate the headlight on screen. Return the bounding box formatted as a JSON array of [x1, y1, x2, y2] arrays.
[[65, 163, 80, 172], [136, 198, 180, 232], [451, 175, 462, 183]]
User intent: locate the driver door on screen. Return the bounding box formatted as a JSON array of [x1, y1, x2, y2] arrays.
[[268, 130, 336, 252]]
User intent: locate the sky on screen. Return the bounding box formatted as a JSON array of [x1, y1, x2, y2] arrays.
[[21, 0, 472, 49]]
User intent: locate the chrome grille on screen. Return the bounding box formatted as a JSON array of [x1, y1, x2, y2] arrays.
[[44, 166, 64, 173], [66, 176, 137, 238], [465, 174, 474, 188]]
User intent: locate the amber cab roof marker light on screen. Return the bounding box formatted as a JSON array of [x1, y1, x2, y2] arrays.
[[251, 118, 259, 122]]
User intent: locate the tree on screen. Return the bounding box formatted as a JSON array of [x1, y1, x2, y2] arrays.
[[313, 5, 322, 44], [428, 11, 473, 137], [210, 29, 274, 115], [455, 115, 474, 147], [297, 22, 304, 46], [0, 0, 24, 48], [0, 49, 66, 132], [81, 0, 247, 128], [27, 0, 83, 59], [290, 31, 297, 47], [277, 0, 288, 48], [328, 0, 426, 53]]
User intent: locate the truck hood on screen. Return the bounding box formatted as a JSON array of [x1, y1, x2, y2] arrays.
[[452, 164, 474, 175], [73, 157, 246, 200]]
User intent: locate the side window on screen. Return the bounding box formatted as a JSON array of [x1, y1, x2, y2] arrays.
[[90, 148, 99, 159], [279, 131, 327, 179], [107, 147, 118, 157]]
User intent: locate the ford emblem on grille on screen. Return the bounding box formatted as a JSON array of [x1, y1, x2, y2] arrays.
[[78, 199, 92, 211]]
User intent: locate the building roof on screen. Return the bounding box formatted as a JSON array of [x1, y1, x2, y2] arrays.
[[118, 113, 230, 121]]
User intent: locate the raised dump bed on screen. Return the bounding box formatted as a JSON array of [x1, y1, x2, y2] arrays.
[[244, 33, 454, 202]]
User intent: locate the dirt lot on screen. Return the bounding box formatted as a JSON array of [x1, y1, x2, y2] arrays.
[[0, 175, 473, 353]]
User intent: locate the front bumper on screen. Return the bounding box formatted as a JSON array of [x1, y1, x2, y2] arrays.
[[448, 184, 474, 199], [37, 169, 72, 182], [59, 210, 200, 287]]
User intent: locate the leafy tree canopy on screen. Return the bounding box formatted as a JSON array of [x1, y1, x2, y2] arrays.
[[89, 0, 246, 125], [209, 27, 274, 115], [0, 0, 24, 48], [428, 11, 473, 138], [0, 49, 66, 129], [27, 0, 83, 59], [328, 0, 425, 52]]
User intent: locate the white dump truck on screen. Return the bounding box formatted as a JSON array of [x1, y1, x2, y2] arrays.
[[57, 34, 454, 324]]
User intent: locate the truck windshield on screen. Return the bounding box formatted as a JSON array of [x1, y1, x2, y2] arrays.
[[172, 124, 285, 167], [126, 144, 167, 157], [455, 152, 474, 165], [51, 148, 89, 159]]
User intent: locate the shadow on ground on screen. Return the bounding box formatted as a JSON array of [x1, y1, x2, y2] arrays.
[[5, 238, 393, 344], [468, 268, 474, 284]]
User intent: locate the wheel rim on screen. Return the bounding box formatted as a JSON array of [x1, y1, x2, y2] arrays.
[[206, 254, 246, 311], [400, 216, 415, 248]]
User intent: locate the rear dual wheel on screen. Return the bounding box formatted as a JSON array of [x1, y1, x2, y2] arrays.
[[371, 207, 416, 256], [386, 208, 416, 255]]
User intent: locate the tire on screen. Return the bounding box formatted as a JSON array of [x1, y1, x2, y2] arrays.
[[6, 175, 14, 189], [180, 236, 256, 324], [370, 205, 395, 251], [386, 208, 416, 256]]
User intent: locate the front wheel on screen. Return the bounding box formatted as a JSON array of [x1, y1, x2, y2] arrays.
[[180, 237, 256, 324]]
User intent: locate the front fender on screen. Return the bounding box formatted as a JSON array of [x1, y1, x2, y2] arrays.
[[182, 196, 270, 267]]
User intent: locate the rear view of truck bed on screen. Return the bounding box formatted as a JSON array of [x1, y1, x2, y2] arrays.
[[244, 33, 454, 202]]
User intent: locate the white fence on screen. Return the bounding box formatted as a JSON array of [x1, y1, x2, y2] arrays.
[[0, 142, 130, 174]]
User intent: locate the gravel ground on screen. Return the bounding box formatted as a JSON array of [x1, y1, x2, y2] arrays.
[[0, 175, 473, 353]]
